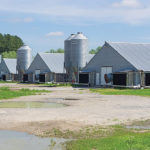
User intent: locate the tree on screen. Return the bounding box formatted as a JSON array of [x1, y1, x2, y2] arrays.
[[96, 46, 102, 53], [89, 46, 102, 54], [89, 49, 96, 54], [46, 48, 64, 53], [0, 33, 23, 55], [2, 51, 16, 58]]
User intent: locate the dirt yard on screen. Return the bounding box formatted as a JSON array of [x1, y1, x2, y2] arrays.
[[0, 83, 150, 136]]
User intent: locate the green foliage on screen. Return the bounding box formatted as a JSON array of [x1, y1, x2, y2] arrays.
[[89, 46, 102, 54], [46, 48, 64, 53], [46, 46, 102, 54], [0, 87, 49, 100], [0, 33, 23, 55], [2, 51, 17, 58], [90, 88, 150, 97], [89, 49, 96, 54]]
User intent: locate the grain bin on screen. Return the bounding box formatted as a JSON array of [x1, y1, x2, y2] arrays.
[[17, 45, 32, 81], [64, 34, 75, 72], [70, 32, 88, 82]]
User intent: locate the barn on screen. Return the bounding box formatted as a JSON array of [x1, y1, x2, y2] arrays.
[[26, 52, 94, 83], [26, 53, 66, 83], [82, 42, 150, 87], [0, 58, 17, 81]]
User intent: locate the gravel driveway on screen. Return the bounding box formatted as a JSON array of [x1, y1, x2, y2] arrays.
[[0, 83, 150, 134]]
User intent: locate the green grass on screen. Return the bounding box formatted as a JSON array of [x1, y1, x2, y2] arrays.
[[45, 126, 112, 139], [0, 101, 65, 108], [66, 126, 150, 150], [0, 80, 18, 83], [90, 88, 150, 97], [0, 87, 49, 100], [44, 82, 88, 88], [45, 83, 72, 87], [42, 124, 150, 150]]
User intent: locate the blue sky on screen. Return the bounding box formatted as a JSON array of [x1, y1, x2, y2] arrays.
[[1, 0, 150, 54]]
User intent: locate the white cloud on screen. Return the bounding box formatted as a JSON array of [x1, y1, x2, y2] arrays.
[[2, 17, 33, 23], [0, 0, 150, 25], [113, 0, 141, 8], [23, 17, 33, 23], [46, 32, 64, 37]]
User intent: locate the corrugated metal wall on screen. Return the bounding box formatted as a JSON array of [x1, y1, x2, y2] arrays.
[[27, 54, 50, 74], [83, 43, 137, 86]]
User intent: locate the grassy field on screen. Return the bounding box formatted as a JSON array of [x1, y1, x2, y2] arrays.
[[45, 82, 72, 87], [0, 80, 18, 83], [45, 83, 85, 87], [90, 88, 150, 97], [0, 87, 49, 100], [66, 126, 150, 150], [0, 101, 65, 108]]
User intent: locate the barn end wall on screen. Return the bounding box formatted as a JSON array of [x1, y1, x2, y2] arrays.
[[27, 54, 51, 74], [0, 59, 10, 75], [83, 43, 137, 86]]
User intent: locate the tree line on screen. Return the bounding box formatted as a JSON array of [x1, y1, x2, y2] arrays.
[[0, 33, 24, 58], [89, 46, 102, 54], [46, 48, 64, 53], [46, 46, 102, 54]]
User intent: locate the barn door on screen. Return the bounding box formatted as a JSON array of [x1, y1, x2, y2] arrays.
[[101, 67, 112, 85], [35, 70, 40, 81]]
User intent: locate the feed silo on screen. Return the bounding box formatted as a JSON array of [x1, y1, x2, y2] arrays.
[[64, 34, 75, 72], [70, 32, 88, 82], [17, 45, 32, 81]]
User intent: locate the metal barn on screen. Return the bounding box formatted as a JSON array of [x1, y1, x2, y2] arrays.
[[82, 42, 150, 88], [0, 58, 17, 81], [26, 53, 66, 83]]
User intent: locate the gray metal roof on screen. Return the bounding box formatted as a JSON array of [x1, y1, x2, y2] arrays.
[[38, 53, 94, 73], [72, 32, 87, 40], [38, 53, 65, 73], [65, 34, 75, 41], [107, 42, 150, 71], [87, 54, 94, 63], [18, 45, 32, 51], [3, 58, 17, 74]]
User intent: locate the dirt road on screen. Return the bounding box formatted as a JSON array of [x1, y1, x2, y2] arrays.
[[0, 83, 150, 136]]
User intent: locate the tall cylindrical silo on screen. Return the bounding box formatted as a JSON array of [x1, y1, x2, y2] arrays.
[[64, 34, 75, 71], [17, 45, 32, 81], [64, 34, 75, 82], [70, 32, 88, 82]]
